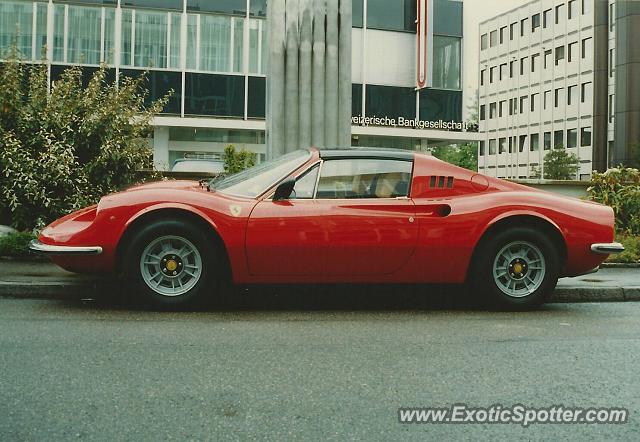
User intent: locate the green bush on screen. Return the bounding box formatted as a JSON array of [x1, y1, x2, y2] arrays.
[[588, 166, 640, 235], [223, 144, 257, 174], [0, 232, 36, 258], [0, 46, 170, 231], [531, 147, 580, 180], [607, 234, 640, 264]]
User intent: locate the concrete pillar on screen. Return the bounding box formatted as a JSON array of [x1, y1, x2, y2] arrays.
[[153, 126, 170, 171], [267, 0, 352, 158]]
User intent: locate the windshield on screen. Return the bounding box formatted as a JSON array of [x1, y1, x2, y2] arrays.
[[210, 150, 311, 198]]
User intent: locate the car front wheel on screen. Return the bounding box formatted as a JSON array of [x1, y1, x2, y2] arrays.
[[125, 219, 217, 308], [472, 227, 560, 310]]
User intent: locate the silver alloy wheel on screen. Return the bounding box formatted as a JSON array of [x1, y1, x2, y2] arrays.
[[492, 241, 546, 298], [139, 235, 202, 297]]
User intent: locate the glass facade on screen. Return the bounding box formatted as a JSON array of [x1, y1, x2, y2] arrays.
[[1, 0, 465, 145]]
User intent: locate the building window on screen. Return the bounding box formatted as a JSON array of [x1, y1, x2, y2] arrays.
[[581, 127, 592, 147], [499, 63, 507, 81], [510, 22, 516, 40], [581, 82, 592, 102], [480, 105, 486, 120], [520, 57, 527, 75], [519, 135, 527, 152], [480, 69, 485, 86], [554, 130, 564, 148], [499, 100, 505, 117], [184, 73, 244, 117], [479, 141, 485, 155], [0, 0, 46, 60], [249, 18, 267, 75], [187, 0, 246, 14], [67, 6, 103, 65], [510, 60, 516, 78], [555, 46, 565, 65], [532, 13, 540, 32], [367, 0, 416, 32], [544, 132, 552, 150], [583, 0, 592, 14], [520, 18, 528, 37], [556, 4, 565, 24], [531, 93, 538, 112], [610, 3, 615, 31], [490, 30, 497, 47], [609, 94, 615, 123], [543, 8, 552, 28], [508, 98, 514, 115], [481, 33, 488, 50], [555, 88, 563, 107], [568, 0, 577, 19], [434, 0, 463, 36], [582, 37, 592, 58], [520, 96, 528, 114], [568, 41, 578, 62], [490, 66, 495, 83], [567, 128, 578, 148], [499, 137, 507, 154], [544, 90, 550, 109], [610, 49, 615, 77], [530, 133, 540, 151], [432, 36, 461, 89], [367, 85, 416, 120], [567, 85, 577, 105], [188, 14, 244, 73], [500, 26, 507, 44], [489, 102, 497, 119], [531, 53, 539, 72], [508, 137, 514, 153], [489, 139, 496, 155], [418, 89, 461, 122], [544, 49, 552, 69]]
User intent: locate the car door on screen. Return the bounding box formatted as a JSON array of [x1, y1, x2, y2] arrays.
[[245, 157, 418, 278], [245, 164, 326, 276], [313, 158, 418, 276]]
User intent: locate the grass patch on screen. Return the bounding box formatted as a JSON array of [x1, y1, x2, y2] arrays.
[[0, 231, 36, 258], [607, 233, 640, 264]]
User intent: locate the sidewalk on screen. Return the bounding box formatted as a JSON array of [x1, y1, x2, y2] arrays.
[[0, 259, 638, 303]]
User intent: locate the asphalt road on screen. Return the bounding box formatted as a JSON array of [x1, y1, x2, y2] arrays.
[[1, 298, 639, 441]]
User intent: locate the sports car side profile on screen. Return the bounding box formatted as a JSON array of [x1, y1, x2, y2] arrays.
[[30, 148, 623, 309]]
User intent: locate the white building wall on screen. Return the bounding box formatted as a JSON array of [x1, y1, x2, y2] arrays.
[[478, 0, 597, 179]]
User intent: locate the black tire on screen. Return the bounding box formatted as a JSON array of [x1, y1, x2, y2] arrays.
[[470, 226, 560, 310], [124, 219, 219, 309]]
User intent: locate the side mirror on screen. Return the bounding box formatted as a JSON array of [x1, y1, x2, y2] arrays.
[[273, 177, 296, 201]]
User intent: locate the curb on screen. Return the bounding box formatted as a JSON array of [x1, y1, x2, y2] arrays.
[[1, 281, 639, 304]]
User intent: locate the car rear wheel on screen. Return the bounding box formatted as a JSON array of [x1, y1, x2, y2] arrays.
[[125, 219, 217, 308], [471, 227, 560, 310]]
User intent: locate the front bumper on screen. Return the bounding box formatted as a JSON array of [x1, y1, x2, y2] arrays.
[[591, 242, 625, 254], [29, 240, 103, 256]]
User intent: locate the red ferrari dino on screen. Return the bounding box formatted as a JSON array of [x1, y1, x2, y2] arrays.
[[31, 148, 623, 309]]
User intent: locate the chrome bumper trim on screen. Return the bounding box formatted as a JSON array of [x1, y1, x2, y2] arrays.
[[590, 242, 625, 254], [29, 240, 103, 256]]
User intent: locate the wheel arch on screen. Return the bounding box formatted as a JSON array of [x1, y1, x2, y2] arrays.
[[115, 206, 231, 281], [467, 213, 568, 282]]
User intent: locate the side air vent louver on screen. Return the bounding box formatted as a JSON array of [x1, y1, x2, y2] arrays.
[[428, 176, 455, 189]]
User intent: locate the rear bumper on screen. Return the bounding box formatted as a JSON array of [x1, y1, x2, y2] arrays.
[[29, 240, 103, 256], [590, 242, 625, 254]]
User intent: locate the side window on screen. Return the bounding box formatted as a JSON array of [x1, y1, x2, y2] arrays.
[[316, 159, 412, 199], [291, 164, 319, 199]]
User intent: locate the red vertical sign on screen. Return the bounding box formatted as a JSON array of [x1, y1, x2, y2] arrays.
[[417, 0, 429, 89]]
